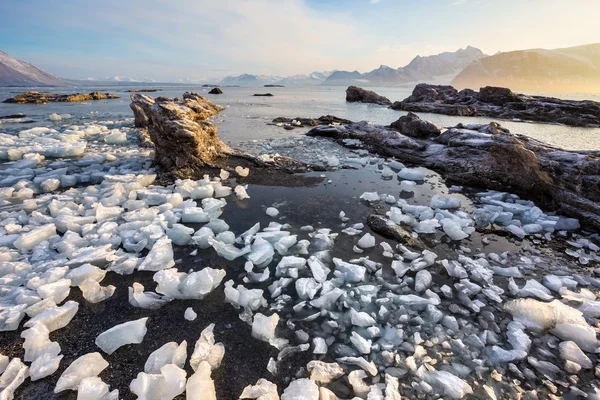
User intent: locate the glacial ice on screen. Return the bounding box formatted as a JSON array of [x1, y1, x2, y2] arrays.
[[184, 307, 197, 321], [281, 379, 319, 400], [190, 323, 225, 371], [186, 361, 216, 400], [95, 317, 148, 355], [145, 341, 187, 374], [54, 352, 109, 393], [240, 378, 278, 400]]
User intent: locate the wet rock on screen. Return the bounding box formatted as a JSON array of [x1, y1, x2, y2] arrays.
[[389, 112, 441, 138], [208, 88, 223, 94], [366, 214, 425, 250], [254, 93, 274, 97], [394, 83, 600, 127], [272, 115, 353, 127], [346, 86, 391, 105], [4, 91, 119, 104], [308, 121, 600, 229]]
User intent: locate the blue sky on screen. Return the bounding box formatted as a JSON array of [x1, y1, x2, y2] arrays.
[[1, 0, 599, 81]]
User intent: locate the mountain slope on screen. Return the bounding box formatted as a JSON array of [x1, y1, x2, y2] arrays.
[[273, 71, 335, 86], [0, 50, 70, 86], [321, 46, 485, 86], [452, 43, 600, 93], [219, 74, 284, 86]]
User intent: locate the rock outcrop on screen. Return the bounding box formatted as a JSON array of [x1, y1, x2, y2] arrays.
[[4, 91, 119, 104], [307, 114, 600, 229], [254, 93, 274, 97], [389, 112, 441, 138], [272, 115, 353, 127], [346, 86, 391, 106], [208, 88, 223, 94], [392, 84, 600, 127], [130, 92, 312, 180]]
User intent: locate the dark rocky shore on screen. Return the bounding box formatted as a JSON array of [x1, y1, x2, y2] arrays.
[[308, 113, 600, 229], [393, 84, 600, 127], [3, 91, 119, 104]]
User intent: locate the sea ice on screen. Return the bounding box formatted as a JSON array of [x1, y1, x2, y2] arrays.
[[357, 233, 376, 248], [398, 168, 424, 181]]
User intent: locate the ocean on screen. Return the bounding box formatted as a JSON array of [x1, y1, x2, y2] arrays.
[[1, 84, 600, 150]]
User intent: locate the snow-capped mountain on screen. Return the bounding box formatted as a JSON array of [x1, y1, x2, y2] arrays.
[[102, 76, 157, 83], [219, 74, 284, 86], [452, 43, 600, 93], [0, 50, 70, 86], [321, 46, 486, 86], [273, 71, 336, 86]]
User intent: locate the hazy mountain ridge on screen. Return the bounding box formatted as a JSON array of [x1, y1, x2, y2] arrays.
[[452, 43, 600, 93], [0, 50, 71, 86], [322, 46, 486, 86]]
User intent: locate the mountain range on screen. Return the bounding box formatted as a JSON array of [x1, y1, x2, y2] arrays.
[[2, 44, 600, 93], [0, 50, 71, 86], [321, 46, 486, 86], [452, 43, 600, 93]]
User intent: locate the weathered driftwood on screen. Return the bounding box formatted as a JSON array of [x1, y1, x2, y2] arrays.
[[130, 92, 315, 181], [307, 115, 600, 229], [391, 84, 600, 127]]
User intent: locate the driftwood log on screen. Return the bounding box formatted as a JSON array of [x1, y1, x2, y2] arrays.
[[307, 115, 600, 229], [130, 92, 316, 182]]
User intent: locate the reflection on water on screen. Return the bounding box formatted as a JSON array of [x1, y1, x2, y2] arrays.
[[1, 85, 599, 150]]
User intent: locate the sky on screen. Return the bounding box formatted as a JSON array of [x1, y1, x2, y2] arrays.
[[1, 0, 599, 82]]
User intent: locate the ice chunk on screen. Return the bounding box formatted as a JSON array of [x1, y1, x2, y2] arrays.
[[235, 185, 250, 200], [190, 323, 225, 371], [130, 364, 186, 400], [41, 178, 60, 192], [0, 358, 29, 399], [138, 238, 175, 271], [104, 129, 127, 144], [29, 352, 63, 381], [224, 281, 267, 311], [21, 323, 61, 362], [185, 308, 197, 321], [66, 264, 106, 286], [219, 169, 230, 180], [357, 233, 376, 249], [425, 371, 473, 399], [430, 195, 461, 209], [399, 180, 416, 193], [442, 219, 468, 241], [79, 279, 116, 304], [54, 353, 108, 393], [186, 361, 216, 400], [397, 168, 424, 181], [129, 282, 172, 310], [77, 376, 117, 400], [24, 301, 79, 332], [360, 192, 379, 202], [505, 299, 587, 332], [14, 223, 57, 251], [240, 378, 278, 400], [246, 237, 275, 266], [281, 379, 319, 400], [37, 278, 71, 304], [95, 318, 148, 355], [252, 313, 287, 349], [415, 270, 432, 292], [235, 166, 250, 177], [145, 341, 187, 374], [552, 324, 600, 353], [307, 361, 344, 384], [265, 207, 279, 217]]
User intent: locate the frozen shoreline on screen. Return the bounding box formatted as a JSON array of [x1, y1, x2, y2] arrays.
[[0, 100, 599, 399]]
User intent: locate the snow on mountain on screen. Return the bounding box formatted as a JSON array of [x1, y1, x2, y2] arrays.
[[0, 50, 70, 86], [219, 74, 284, 86], [273, 71, 335, 86]]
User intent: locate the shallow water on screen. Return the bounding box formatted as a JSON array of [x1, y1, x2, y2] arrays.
[[1, 85, 599, 150]]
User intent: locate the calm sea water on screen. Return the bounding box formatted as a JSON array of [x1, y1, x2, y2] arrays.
[[1, 84, 599, 150]]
